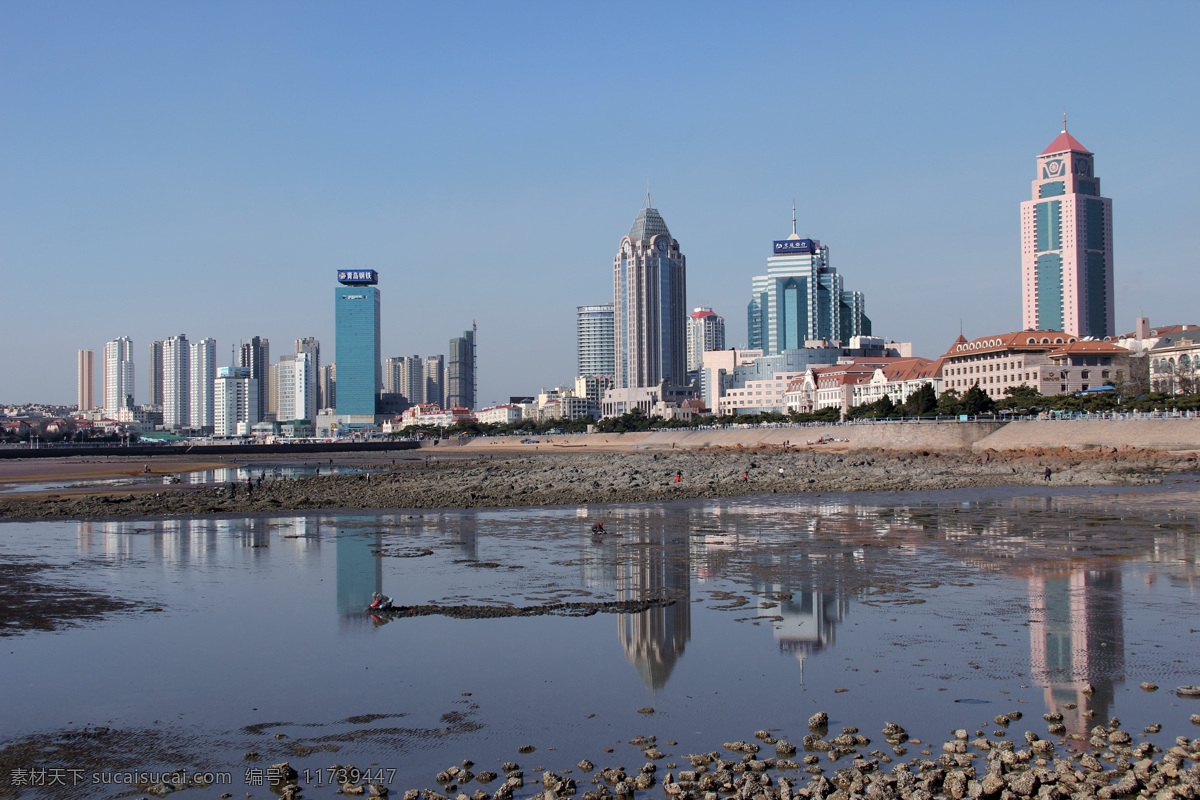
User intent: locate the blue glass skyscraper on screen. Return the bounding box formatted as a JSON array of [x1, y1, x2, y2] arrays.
[[334, 270, 381, 417]]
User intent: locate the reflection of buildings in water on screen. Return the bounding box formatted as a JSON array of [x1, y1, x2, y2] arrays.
[[335, 517, 383, 631], [756, 581, 851, 675], [608, 510, 691, 691], [76, 518, 235, 566], [449, 518, 478, 561], [1029, 569, 1125, 738]]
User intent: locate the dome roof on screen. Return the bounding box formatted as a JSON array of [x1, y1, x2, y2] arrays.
[[628, 207, 671, 242]]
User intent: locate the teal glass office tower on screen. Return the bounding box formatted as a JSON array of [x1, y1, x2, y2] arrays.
[[335, 270, 381, 417], [747, 214, 870, 354]]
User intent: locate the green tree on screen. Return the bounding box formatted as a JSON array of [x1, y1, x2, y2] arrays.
[[905, 383, 937, 416], [935, 389, 962, 417], [997, 385, 1042, 414], [961, 384, 996, 415]]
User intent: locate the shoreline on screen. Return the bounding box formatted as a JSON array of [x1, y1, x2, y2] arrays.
[[0, 446, 1194, 521]]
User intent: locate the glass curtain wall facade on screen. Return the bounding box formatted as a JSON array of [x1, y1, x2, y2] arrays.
[[334, 286, 381, 416], [1020, 123, 1114, 339], [148, 340, 164, 408], [239, 337, 270, 423], [447, 324, 476, 410], [747, 234, 870, 354]]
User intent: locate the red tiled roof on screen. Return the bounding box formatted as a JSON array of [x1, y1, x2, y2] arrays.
[[690, 309, 717, 320], [943, 330, 1077, 357], [1041, 131, 1090, 156], [1046, 341, 1130, 357]]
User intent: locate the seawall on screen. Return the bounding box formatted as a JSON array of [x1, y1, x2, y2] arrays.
[[452, 418, 1200, 454]]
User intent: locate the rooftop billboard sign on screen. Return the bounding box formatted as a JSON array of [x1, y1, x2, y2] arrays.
[[773, 239, 816, 254], [337, 269, 378, 285]]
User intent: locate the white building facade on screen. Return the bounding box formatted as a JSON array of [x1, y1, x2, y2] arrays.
[[103, 337, 135, 412], [162, 334, 190, 429], [686, 307, 726, 373], [214, 366, 259, 437], [189, 337, 216, 431]]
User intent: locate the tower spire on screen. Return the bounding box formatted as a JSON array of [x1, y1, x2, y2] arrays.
[[1062, 111, 1067, 133], [644, 180, 653, 210], [791, 201, 797, 236]]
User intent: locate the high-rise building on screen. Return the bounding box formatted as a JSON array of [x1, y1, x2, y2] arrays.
[[103, 337, 135, 412], [148, 340, 164, 408], [276, 354, 316, 422], [189, 337, 216, 431], [295, 337, 321, 407], [319, 364, 336, 412], [214, 366, 259, 437], [447, 324, 476, 409], [423, 355, 445, 408], [266, 363, 279, 420], [385, 355, 426, 404], [76, 349, 94, 411], [577, 303, 615, 378], [162, 334, 190, 428], [334, 270, 381, 417], [1021, 119, 1114, 339], [613, 197, 687, 389], [239, 336, 270, 423], [686, 307, 726, 373], [747, 210, 870, 353]]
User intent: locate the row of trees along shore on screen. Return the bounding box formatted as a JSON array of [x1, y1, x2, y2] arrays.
[[396, 384, 1200, 438]]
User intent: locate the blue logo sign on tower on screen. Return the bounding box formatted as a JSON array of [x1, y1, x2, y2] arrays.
[[337, 269, 379, 285], [773, 239, 816, 254]]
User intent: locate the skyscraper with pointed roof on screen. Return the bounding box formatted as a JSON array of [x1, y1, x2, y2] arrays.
[[1020, 119, 1114, 339], [612, 196, 687, 389]]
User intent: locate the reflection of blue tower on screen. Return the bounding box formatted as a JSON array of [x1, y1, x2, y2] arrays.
[[757, 583, 849, 664], [336, 517, 382, 631], [450, 519, 478, 561], [614, 511, 691, 691], [1029, 570, 1125, 738]]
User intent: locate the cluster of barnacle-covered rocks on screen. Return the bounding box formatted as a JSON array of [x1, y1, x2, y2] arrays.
[[261, 710, 1200, 800]]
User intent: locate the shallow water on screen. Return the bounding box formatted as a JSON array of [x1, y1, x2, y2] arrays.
[[0, 463, 370, 494], [3, 483, 1200, 797]]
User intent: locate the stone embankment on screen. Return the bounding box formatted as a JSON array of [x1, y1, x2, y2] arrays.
[[265, 713, 1200, 800], [1, 447, 1192, 519], [449, 419, 1200, 454]]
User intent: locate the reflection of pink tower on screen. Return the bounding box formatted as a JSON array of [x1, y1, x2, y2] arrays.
[[1020, 118, 1115, 339], [1028, 569, 1124, 738]]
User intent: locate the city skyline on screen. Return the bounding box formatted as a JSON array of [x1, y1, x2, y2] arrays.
[[3, 3, 1197, 406]]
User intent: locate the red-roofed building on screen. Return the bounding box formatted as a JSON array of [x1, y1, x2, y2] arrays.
[[851, 358, 944, 408], [1021, 121, 1114, 340], [941, 331, 1134, 399]]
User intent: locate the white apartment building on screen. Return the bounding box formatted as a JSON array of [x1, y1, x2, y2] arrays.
[[189, 337, 216, 431], [162, 334, 190, 429], [103, 337, 135, 412], [277, 353, 316, 422], [477, 404, 524, 425], [214, 366, 259, 437]]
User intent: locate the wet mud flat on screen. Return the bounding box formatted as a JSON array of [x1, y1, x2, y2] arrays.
[[0, 556, 139, 636], [0, 447, 1195, 520], [3, 485, 1200, 799]]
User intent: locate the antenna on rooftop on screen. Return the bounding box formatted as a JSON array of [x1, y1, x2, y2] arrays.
[[792, 201, 797, 236]]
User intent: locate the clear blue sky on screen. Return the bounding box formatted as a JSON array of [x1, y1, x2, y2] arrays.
[[3, 1, 1197, 407]]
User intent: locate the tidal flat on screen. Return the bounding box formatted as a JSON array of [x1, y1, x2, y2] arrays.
[[2, 481, 1200, 799]]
